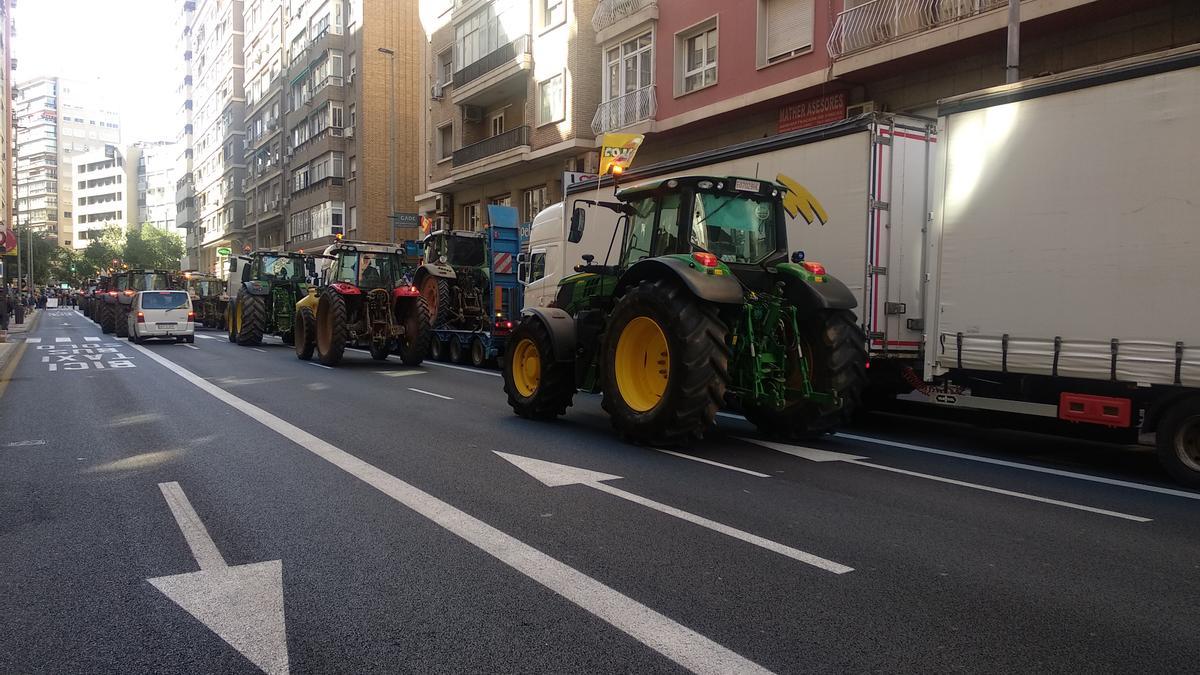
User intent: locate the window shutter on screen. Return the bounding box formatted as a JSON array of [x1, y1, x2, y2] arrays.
[[766, 0, 813, 61]]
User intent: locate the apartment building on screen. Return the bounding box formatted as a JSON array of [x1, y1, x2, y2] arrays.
[[184, 0, 248, 276], [14, 76, 121, 248], [0, 1, 11, 252], [176, 0, 199, 269], [72, 144, 133, 249], [585, 0, 1199, 165], [283, 0, 425, 251], [131, 140, 182, 231], [417, 0, 602, 230], [243, 0, 288, 249]]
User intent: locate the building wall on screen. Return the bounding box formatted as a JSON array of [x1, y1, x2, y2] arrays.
[[72, 145, 129, 249], [133, 140, 181, 231]]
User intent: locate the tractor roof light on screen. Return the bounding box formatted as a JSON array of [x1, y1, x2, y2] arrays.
[[692, 251, 719, 268]]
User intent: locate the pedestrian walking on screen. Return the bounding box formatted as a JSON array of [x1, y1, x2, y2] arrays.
[[0, 290, 11, 331]]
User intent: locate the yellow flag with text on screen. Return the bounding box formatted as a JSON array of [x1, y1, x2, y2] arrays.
[[598, 133, 645, 176]]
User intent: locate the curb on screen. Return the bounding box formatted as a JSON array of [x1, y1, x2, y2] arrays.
[[0, 310, 40, 376]]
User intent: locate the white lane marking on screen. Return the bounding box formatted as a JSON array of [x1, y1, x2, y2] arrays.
[[740, 437, 1151, 523], [3, 440, 46, 447], [496, 452, 850, 575], [423, 360, 503, 378], [151, 482, 288, 675], [408, 387, 453, 400], [84, 337, 100, 342], [184, 344, 201, 350], [128, 342, 770, 675], [25, 338, 41, 344], [836, 432, 1200, 501], [195, 334, 219, 340], [376, 370, 426, 377], [251, 348, 267, 353], [308, 363, 333, 370], [55, 337, 71, 343], [652, 448, 771, 478]]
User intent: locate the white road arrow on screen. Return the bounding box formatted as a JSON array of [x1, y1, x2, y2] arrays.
[[737, 437, 1151, 523], [148, 482, 289, 674], [495, 452, 852, 574]]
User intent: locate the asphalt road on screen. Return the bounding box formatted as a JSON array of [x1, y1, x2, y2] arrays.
[[1, 308, 1197, 674]]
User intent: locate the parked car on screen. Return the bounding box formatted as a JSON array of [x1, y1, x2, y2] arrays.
[[127, 290, 195, 344]]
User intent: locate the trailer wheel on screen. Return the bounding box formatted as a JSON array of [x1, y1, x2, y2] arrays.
[[503, 318, 575, 420], [429, 336, 446, 361], [449, 336, 466, 364], [601, 278, 730, 446], [470, 337, 488, 368], [744, 309, 868, 438], [1156, 397, 1200, 489]]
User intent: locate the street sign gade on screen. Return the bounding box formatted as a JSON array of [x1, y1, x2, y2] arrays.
[[216, 246, 232, 256]]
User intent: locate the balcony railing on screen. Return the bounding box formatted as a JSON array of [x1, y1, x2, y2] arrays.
[[453, 126, 530, 167], [592, 85, 656, 135], [453, 35, 530, 89], [828, 0, 1007, 59], [592, 0, 657, 34]]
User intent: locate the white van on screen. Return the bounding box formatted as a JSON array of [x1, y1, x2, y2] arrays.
[[128, 290, 195, 343]]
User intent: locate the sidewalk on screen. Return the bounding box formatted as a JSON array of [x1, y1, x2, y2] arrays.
[[0, 309, 40, 374]]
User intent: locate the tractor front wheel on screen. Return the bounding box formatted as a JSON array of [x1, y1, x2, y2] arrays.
[[601, 279, 730, 446], [237, 294, 266, 346], [315, 290, 348, 366], [294, 306, 316, 360], [370, 341, 391, 361], [226, 305, 237, 343], [503, 318, 575, 420], [744, 309, 867, 438], [395, 296, 432, 366]]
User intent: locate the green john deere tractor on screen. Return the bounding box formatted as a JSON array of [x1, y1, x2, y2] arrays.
[[502, 175, 867, 444], [225, 251, 318, 346]]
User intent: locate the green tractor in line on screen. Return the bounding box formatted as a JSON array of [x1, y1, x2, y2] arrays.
[[225, 251, 318, 346], [503, 175, 867, 444]]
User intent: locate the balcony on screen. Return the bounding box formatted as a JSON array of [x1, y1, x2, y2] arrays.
[[592, 0, 658, 44], [592, 85, 656, 135], [828, 0, 1008, 59], [453, 126, 530, 167], [451, 36, 531, 107]]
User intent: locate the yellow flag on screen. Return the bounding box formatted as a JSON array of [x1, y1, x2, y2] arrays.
[[598, 133, 645, 176]]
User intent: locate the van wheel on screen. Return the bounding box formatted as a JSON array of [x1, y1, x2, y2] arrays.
[[1156, 397, 1200, 489]]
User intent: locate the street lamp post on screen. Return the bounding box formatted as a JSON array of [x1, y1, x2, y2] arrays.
[[378, 47, 397, 244]]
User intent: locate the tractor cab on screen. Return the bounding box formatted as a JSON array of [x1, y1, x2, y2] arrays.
[[323, 240, 413, 291], [423, 229, 486, 270]]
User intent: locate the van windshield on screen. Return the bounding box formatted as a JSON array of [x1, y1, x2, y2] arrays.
[[142, 291, 190, 310]]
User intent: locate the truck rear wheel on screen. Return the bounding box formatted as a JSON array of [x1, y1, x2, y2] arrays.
[[744, 309, 867, 437], [1156, 397, 1200, 488], [395, 296, 431, 366], [601, 279, 729, 445], [294, 306, 316, 360], [316, 290, 348, 366], [503, 318, 575, 419], [237, 294, 266, 346]]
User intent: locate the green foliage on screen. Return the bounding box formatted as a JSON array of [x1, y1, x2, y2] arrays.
[[124, 224, 184, 271]]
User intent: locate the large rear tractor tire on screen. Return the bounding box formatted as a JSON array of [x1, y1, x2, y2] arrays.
[[744, 309, 868, 438], [419, 275, 451, 328], [601, 279, 730, 446], [315, 290, 348, 366], [503, 318, 575, 420], [294, 306, 317, 360], [115, 306, 130, 338], [100, 304, 116, 334], [395, 296, 432, 366], [1156, 397, 1200, 489], [237, 294, 266, 346]]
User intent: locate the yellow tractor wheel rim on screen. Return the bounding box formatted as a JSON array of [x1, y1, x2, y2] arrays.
[[236, 301, 243, 334], [614, 316, 670, 413], [511, 338, 541, 397]]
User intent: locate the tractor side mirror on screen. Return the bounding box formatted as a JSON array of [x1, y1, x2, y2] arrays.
[[568, 208, 586, 244], [791, 250, 805, 263]]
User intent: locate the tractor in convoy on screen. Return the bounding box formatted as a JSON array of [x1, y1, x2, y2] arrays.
[[81, 276, 110, 320], [184, 272, 228, 330], [98, 270, 184, 337], [502, 175, 867, 445], [295, 240, 431, 366], [225, 251, 318, 346], [413, 205, 524, 366]]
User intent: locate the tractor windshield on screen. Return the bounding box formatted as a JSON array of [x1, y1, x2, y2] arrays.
[[335, 252, 404, 288], [131, 272, 173, 291], [690, 191, 778, 264], [260, 255, 304, 280], [446, 236, 486, 268]]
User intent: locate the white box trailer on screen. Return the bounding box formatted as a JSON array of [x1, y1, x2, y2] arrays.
[[553, 113, 936, 358], [918, 46, 1200, 484]]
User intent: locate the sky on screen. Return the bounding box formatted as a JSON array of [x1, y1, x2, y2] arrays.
[[19, 0, 179, 143]]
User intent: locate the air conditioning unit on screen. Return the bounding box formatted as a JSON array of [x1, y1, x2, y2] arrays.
[[430, 82, 444, 101], [846, 101, 877, 118], [462, 105, 483, 123], [434, 195, 452, 215], [434, 216, 450, 230]]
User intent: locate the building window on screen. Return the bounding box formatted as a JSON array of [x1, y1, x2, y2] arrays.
[[463, 202, 480, 231], [437, 48, 454, 86], [489, 111, 505, 137], [522, 186, 547, 222], [538, 73, 565, 125], [489, 194, 511, 207], [605, 33, 653, 102], [677, 18, 718, 95], [349, 206, 357, 232], [349, 155, 358, 178], [455, 3, 515, 72], [542, 0, 564, 29], [757, 0, 813, 66], [437, 124, 453, 161]]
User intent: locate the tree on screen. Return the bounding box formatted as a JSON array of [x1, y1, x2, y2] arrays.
[[82, 225, 127, 277], [124, 224, 184, 270]]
